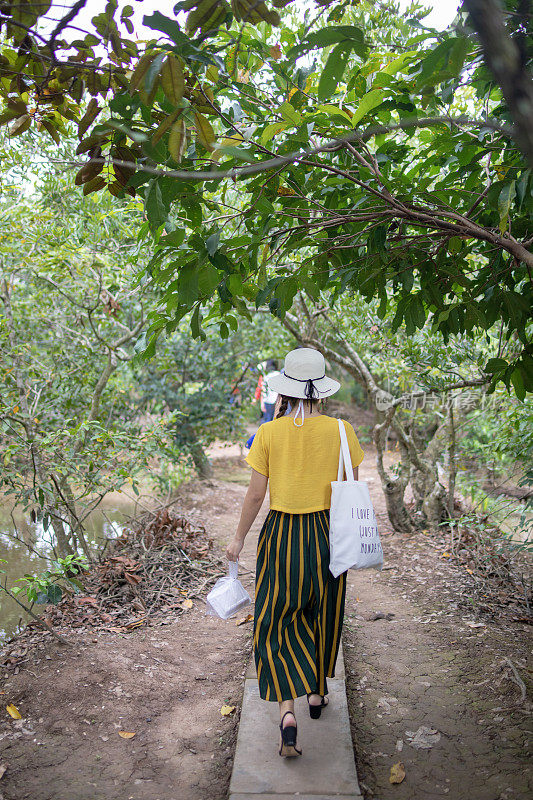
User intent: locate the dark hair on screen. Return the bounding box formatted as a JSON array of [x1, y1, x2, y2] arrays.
[[266, 358, 278, 371], [275, 394, 321, 419]]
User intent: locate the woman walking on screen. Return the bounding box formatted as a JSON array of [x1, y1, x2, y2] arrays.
[[226, 347, 364, 758]]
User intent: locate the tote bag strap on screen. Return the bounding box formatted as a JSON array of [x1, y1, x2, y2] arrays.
[[337, 418, 355, 483]]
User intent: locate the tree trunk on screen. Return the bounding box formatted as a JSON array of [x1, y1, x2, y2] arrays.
[[464, 0, 533, 169], [382, 479, 415, 533], [373, 406, 415, 533], [59, 476, 92, 560], [421, 480, 448, 534], [50, 516, 75, 559], [190, 442, 214, 479], [445, 396, 456, 517]]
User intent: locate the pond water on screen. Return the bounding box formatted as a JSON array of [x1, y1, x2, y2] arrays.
[[0, 499, 137, 644]]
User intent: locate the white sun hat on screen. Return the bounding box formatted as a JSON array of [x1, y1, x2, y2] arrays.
[[267, 347, 340, 401]]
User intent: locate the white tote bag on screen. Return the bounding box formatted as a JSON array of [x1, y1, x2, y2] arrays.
[[329, 419, 383, 578]]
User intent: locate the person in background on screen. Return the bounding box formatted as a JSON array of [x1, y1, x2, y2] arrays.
[[246, 359, 280, 449], [260, 359, 280, 423], [252, 373, 264, 420]]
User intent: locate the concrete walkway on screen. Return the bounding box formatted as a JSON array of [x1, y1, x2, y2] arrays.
[[228, 640, 362, 800]]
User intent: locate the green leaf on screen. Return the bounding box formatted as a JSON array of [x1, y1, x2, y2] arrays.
[[146, 181, 167, 230], [351, 89, 386, 127], [410, 293, 426, 329], [168, 117, 187, 163], [183, 200, 202, 227], [515, 169, 530, 209], [318, 43, 353, 101], [160, 55, 184, 105], [194, 111, 215, 151], [278, 101, 301, 126], [447, 236, 462, 254], [144, 51, 166, 94], [219, 321, 229, 339], [261, 122, 288, 145], [206, 231, 220, 256], [46, 584, 63, 604], [485, 357, 508, 373], [190, 304, 202, 338], [143, 11, 189, 47], [77, 99, 100, 138], [228, 273, 243, 296], [497, 181, 516, 233], [316, 104, 353, 124], [198, 264, 220, 295], [287, 26, 366, 60], [9, 114, 31, 137], [160, 229, 185, 247], [418, 39, 455, 84], [67, 576, 85, 592], [381, 50, 418, 76], [178, 263, 199, 304], [510, 367, 525, 401], [367, 225, 387, 253]]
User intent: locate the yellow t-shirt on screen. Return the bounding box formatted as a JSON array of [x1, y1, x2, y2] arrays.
[[244, 414, 364, 513]]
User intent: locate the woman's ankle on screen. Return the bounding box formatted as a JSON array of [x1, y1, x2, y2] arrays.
[[279, 704, 296, 724]]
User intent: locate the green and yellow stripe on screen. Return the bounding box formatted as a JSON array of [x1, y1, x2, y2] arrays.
[[253, 509, 347, 702]]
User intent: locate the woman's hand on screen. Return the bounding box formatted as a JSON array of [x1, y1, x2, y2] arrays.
[[226, 535, 244, 562]]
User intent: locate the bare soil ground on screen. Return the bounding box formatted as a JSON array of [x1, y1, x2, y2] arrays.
[[0, 429, 531, 800]]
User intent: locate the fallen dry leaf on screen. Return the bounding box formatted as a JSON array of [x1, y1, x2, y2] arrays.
[[221, 705, 236, 716], [0, 763, 7, 779], [6, 704, 21, 720], [235, 613, 253, 626], [389, 761, 405, 784], [182, 598, 193, 609], [76, 596, 100, 607], [118, 731, 136, 739]]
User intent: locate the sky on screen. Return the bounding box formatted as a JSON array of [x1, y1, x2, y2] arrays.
[[398, 0, 460, 29]]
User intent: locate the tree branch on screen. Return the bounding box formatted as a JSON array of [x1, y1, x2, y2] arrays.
[[66, 115, 512, 184]]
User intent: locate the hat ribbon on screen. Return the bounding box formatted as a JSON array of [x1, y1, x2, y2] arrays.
[[283, 370, 326, 400]]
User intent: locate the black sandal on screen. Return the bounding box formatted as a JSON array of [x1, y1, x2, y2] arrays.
[[278, 710, 302, 757], [306, 693, 329, 719]]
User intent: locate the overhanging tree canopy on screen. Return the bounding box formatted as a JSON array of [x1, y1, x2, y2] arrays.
[[1, 0, 531, 396]]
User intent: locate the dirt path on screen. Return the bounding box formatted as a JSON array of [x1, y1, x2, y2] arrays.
[[171, 449, 533, 800], [343, 540, 532, 800], [0, 439, 531, 800]]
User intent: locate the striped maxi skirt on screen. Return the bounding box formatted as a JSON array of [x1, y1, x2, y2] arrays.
[[253, 509, 347, 702]]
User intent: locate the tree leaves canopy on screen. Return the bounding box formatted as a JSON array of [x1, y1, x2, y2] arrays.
[[1, 0, 532, 396]]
